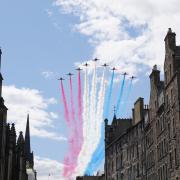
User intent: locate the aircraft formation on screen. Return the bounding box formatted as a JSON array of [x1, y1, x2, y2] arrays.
[[59, 57, 137, 178], [58, 58, 136, 81]]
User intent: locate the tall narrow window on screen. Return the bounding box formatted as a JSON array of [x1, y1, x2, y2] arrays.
[[170, 64, 172, 78], [137, 163, 139, 177], [165, 71, 168, 83], [163, 165, 165, 180], [168, 123, 171, 139], [158, 169, 160, 180], [157, 144, 160, 160], [120, 153, 123, 168], [137, 143, 139, 158], [175, 148, 178, 167], [165, 164, 168, 180], [171, 89, 173, 104], [160, 167, 163, 180], [170, 152, 173, 168], [173, 118, 176, 137], [166, 94, 169, 108], [156, 122, 158, 135]]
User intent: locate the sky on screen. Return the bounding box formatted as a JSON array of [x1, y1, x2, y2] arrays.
[[1, 0, 180, 179]]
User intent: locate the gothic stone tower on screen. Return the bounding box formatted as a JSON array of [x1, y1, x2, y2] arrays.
[[0, 49, 32, 180], [0, 48, 8, 180], [25, 114, 34, 169]]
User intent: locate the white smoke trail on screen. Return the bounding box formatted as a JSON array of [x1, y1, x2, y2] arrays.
[[83, 67, 89, 144], [95, 67, 106, 140], [89, 62, 97, 147], [84, 68, 107, 174], [75, 62, 98, 176], [84, 65, 106, 173], [74, 66, 90, 176]]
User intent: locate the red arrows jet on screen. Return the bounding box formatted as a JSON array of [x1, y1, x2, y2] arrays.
[[111, 67, 117, 71], [102, 63, 109, 67], [84, 63, 89, 67], [76, 67, 82, 71], [58, 77, 65, 81], [130, 76, 136, 80], [93, 58, 100, 62], [122, 72, 128, 76], [66, 73, 74, 76]]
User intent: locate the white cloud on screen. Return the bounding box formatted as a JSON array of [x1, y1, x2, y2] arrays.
[[35, 156, 65, 180], [54, 0, 180, 76], [45, 9, 53, 17], [3, 85, 66, 141], [53, 0, 180, 176], [42, 71, 57, 79]]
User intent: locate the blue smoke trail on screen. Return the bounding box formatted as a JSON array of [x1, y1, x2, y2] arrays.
[[126, 80, 133, 99], [122, 79, 133, 115], [116, 75, 126, 116], [104, 71, 115, 119], [85, 70, 114, 175], [84, 124, 105, 175]]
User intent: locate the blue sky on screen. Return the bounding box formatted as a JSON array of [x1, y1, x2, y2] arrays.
[[1, 0, 180, 179], [0, 0, 92, 157], [0, 1, 96, 178]]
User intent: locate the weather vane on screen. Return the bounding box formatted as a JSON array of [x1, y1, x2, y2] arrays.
[[48, 173, 51, 180], [113, 105, 116, 116]]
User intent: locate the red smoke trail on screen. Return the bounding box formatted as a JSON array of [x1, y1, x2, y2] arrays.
[[63, 136, 78, 178], [60, 79, 77, 177], [63, 75, 83, 179], [60, 80, 70, 123], [70, 76, 76, 122], [69, 76, 80, 155], [60, 80, 74, 177], [69, 75, 80, 155], [78, 71, 83, 143]]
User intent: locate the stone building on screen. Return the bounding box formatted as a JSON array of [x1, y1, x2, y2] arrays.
[[0, 49, 37, 180], [104, 28, 180, 180], [76, 174, 105, 180], [105, 98, 147, 180]]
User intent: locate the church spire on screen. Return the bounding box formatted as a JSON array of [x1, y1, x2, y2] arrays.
[[0, 48, 3, 98], [25, 114, 34, 168], [25, 114, 31, 156], [0, 48, 7, 112]]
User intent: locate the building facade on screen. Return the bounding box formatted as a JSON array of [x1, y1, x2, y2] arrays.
[[105, 98, 147, 180], [105, 28, 180, 180], [76, 174, 105, 180], [0, 49, 37, 180]]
